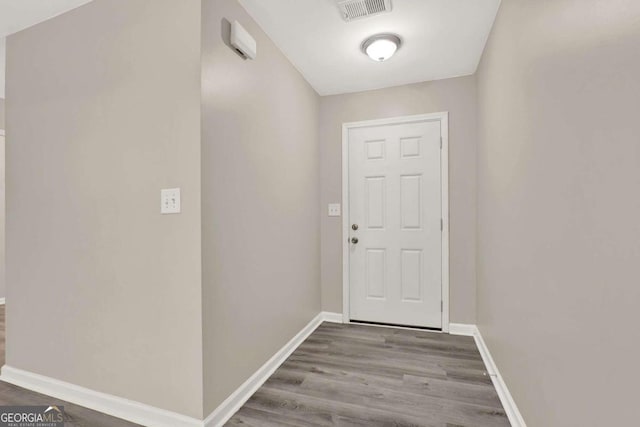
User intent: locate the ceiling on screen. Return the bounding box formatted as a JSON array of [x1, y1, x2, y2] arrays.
[[0, 0, 93, 37], [0, 0, 94, 98], [238, 0, 501, 95]]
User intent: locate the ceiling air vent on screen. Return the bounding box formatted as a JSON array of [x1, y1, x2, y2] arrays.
[[337, 0, 392, 22]]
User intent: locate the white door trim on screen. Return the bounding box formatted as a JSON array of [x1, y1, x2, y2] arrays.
[[341, 112, 450, 332]]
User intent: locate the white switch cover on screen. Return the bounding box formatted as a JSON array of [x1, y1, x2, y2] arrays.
[[328, 203, 341, 217], [161, 188, 181, 214]]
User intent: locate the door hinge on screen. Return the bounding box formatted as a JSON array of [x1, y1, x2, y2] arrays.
[[440, 137, 443, 149], [441, 218, 443, 231], [441, 300, 443, 312]]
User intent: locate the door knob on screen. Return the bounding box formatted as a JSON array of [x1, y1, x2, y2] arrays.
[[351, 237, 359, 244], [352, 224, 359, 231]]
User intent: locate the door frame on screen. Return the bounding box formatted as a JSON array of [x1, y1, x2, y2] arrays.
[[341, 112, 450, 332]]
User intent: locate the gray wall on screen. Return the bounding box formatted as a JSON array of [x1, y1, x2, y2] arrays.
[[201, 0, 321, 413], [5, 0, 204, 418], [0, 128, 3, 301], [0, 98, 4, 300], [320, 76, 478, 324], [476, 0, 640, 425], [0, 98, 5, 130]]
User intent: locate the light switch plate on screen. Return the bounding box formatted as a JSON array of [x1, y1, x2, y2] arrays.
[[328, 203, 341, 217], [161, 188, 181, 214]]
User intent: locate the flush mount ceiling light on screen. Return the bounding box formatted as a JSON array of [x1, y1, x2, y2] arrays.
[[361, 33, 402, 62]]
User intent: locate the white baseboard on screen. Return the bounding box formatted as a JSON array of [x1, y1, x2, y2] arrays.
[[450, 324, 527, 427], [448, 322, 476, 336], [0, 311, 340, 427], [0, 298, 5, 305], [319, 311, 343, 323], [2, 315, 523, 426], [204, 311, 339, 427], [0, 365, 202, 427]]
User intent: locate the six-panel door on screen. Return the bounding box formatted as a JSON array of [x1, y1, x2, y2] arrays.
[[348, 120, 442, 328]]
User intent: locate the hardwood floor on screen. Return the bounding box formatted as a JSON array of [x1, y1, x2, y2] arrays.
[[0, 305, 140, 426], [227, 322, 510, 427]]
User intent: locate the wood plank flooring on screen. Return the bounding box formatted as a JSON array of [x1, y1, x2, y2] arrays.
[[0, 305, 140, 426], [227, 322, 510, 427]]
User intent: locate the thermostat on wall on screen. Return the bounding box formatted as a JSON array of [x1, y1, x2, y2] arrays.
[[231, 20, 257, 60]]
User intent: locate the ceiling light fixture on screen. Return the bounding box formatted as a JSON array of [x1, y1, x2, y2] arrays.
[[361, 33, 402, 62]]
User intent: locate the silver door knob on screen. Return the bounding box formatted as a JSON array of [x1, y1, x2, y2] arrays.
[[351, 237, 359, 244]]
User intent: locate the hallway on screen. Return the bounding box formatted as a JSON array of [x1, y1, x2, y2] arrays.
[[1, 0, 639, 425]]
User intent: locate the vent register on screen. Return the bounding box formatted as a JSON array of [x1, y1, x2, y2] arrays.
[[337, 0, 392, 22]]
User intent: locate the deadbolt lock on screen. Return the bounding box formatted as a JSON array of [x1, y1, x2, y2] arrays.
[[352, 224, 359, 231]]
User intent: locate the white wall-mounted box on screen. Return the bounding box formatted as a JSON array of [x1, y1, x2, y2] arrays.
[[231, 20, 257, 60]]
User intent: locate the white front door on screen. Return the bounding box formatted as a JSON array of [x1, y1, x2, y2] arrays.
[[348, 118, 444, 328]]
